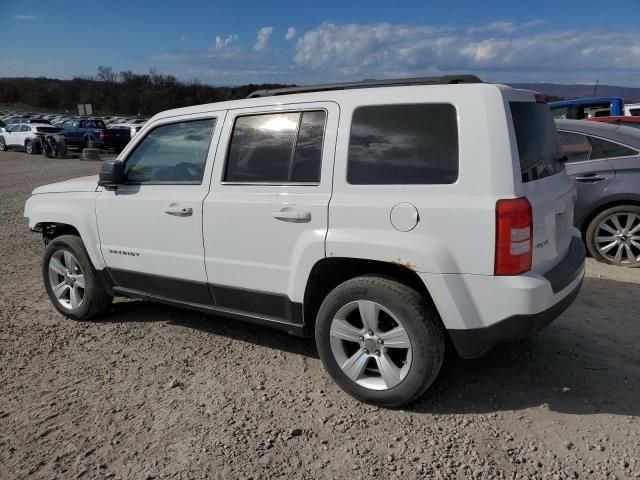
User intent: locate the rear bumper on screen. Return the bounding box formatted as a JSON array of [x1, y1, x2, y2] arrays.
[[448, 276, 582, 358], [419, 235, 585, 358]]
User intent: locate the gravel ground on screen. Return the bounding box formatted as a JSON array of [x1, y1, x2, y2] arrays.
[[1, 150, 639, 480]]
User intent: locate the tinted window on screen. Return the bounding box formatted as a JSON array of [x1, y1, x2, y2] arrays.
[[224, 111, 325, 183], [589, 137, 638, 158], [551, 106, 569, 120], [510, 102, 564, 183], [629, 108, 640, 117], [124, 119, 215, 184], [347, 104, 458, 185], [291, 111, 326, 182], [557, 131, 593, 163]]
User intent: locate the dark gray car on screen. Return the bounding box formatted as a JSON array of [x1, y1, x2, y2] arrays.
[[556, 119, 640, 267]]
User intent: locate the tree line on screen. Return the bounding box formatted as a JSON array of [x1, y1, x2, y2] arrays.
[[0, 66, 293, 116]]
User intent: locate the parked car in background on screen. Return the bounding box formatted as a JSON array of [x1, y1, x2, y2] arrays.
[[6, 117, 53, 126], [624, 103, 640, 117], [587, 116, 640, 129], [58, 117, 128, 151], [0, 123, 62, 154], [556, 119, 640, 266], [550, 97, 625, 120], [109, 118, 148, 138]]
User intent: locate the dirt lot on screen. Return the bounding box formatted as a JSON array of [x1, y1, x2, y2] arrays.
[[1, 150, 639, 480]]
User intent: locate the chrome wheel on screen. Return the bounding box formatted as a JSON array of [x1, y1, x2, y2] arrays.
[[25, 141, 34, 154], [48, 250, 85, 309], [329, 300, 412, 390], [594, 212, 640, 265]]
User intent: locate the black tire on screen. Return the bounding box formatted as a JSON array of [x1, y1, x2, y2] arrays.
[[586, 205, 640, 267], [0, 136, 6, 151], [25, 139, 38, 155], [42, 235, 113, 320], [315, 276, 445, 407]]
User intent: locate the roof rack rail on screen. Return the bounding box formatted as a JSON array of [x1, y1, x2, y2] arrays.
[[247, 74, 482, 98]]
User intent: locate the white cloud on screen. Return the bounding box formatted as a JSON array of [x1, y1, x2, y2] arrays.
[[11, 14, 38, 21], [285, 27, 297, 41], [254, 26, 273, 51], [294, 22, 640, 83], [215, 34, 238, 51], [467, 20, 545, 34]]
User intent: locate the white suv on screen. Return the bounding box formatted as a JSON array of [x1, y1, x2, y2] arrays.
[[0, 123, 61, 154], [24, 76, 585, 406]]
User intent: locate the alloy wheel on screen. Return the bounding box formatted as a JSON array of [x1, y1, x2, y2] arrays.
[[329, 300, 412, 390], [594, 212, 640, 265], [48, 250, 85, 309]]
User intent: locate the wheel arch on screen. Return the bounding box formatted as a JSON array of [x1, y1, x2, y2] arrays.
[[303, 257, 443, 334], [26, 193, 105, 270]]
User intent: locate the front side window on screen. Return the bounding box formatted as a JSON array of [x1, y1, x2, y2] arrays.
[[347, 104, 459, 185], [124, 118, 215, 184], [224, 110, 326, 183]]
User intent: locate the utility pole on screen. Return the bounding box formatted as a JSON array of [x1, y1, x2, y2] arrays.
[[593, 80, 599, 97]]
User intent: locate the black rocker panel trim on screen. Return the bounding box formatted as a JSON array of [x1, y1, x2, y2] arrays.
[[211, 284, 303, 324], [108, 268, 214, 305], [107, 268, 304, 326]]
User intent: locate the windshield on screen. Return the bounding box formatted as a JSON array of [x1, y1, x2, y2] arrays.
[[510, 102, 564, 183]]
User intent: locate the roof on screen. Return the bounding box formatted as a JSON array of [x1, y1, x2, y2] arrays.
[[555, 119, 640, 148], [247, 74, 483, 98], [153, 81, 515, 122]]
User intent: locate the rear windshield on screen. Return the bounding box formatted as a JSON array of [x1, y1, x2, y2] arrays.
[[510, 102, 564, 183], [36, 127, 62, 133]]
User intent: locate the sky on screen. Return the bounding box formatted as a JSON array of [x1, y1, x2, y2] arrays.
[[1, 0, 640, 86]]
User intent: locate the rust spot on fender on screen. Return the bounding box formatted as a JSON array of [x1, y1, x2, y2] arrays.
[[388, 258, 418, 271]]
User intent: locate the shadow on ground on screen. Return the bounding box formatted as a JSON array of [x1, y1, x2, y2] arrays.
[[98, 276, 640, 417]]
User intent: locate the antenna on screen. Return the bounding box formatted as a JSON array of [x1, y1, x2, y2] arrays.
[[593, 80, 599, 97]]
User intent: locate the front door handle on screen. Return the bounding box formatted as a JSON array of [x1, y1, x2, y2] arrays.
[[272, 208, 312, 223], [163, 204, 193, 217], [575, 174, 606, 183]]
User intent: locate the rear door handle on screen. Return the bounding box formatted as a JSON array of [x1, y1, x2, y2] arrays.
[[163, 204, 193, 217], [272, 208, 312, 223], [575, 174, 606, 183]]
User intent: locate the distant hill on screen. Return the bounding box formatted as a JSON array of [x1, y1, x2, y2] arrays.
[[508, 83, 640, 103]]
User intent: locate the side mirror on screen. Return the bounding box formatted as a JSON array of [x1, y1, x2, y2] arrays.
[[98, 160, 125, 187]]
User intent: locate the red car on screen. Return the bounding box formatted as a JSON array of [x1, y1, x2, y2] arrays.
[[587, 116, 640, 129]]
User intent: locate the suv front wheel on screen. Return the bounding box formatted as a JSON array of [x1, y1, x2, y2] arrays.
[[42, 235, 113, 319], [315, 276, 445, 407]]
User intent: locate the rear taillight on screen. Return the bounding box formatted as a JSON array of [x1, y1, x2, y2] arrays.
[[99, 131, 105, 141], [495, 198, 532, 275]]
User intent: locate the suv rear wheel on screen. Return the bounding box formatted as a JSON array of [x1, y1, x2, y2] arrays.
[[42, 235, 113, 319], [315, 276, 444, 407], [0, 137, 6, 151], [25, 139, 38, 155], [586, 205, 640, 267]]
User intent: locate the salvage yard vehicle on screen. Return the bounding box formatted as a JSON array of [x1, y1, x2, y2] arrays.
[[24, 76, 585, 407], [58, 117, 129, 151], [0, 123, 62, 154], [556, 119, 640, 266], [549, 97, 625, 120]]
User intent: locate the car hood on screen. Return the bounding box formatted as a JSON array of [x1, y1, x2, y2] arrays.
[[32, 175, 99, 194]]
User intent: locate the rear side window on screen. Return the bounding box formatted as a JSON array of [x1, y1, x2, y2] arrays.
[[510, 102, 564, 183], [224, 110, 326, 184], [589, 137, 638, 158], [347, 104, 458, 185]]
